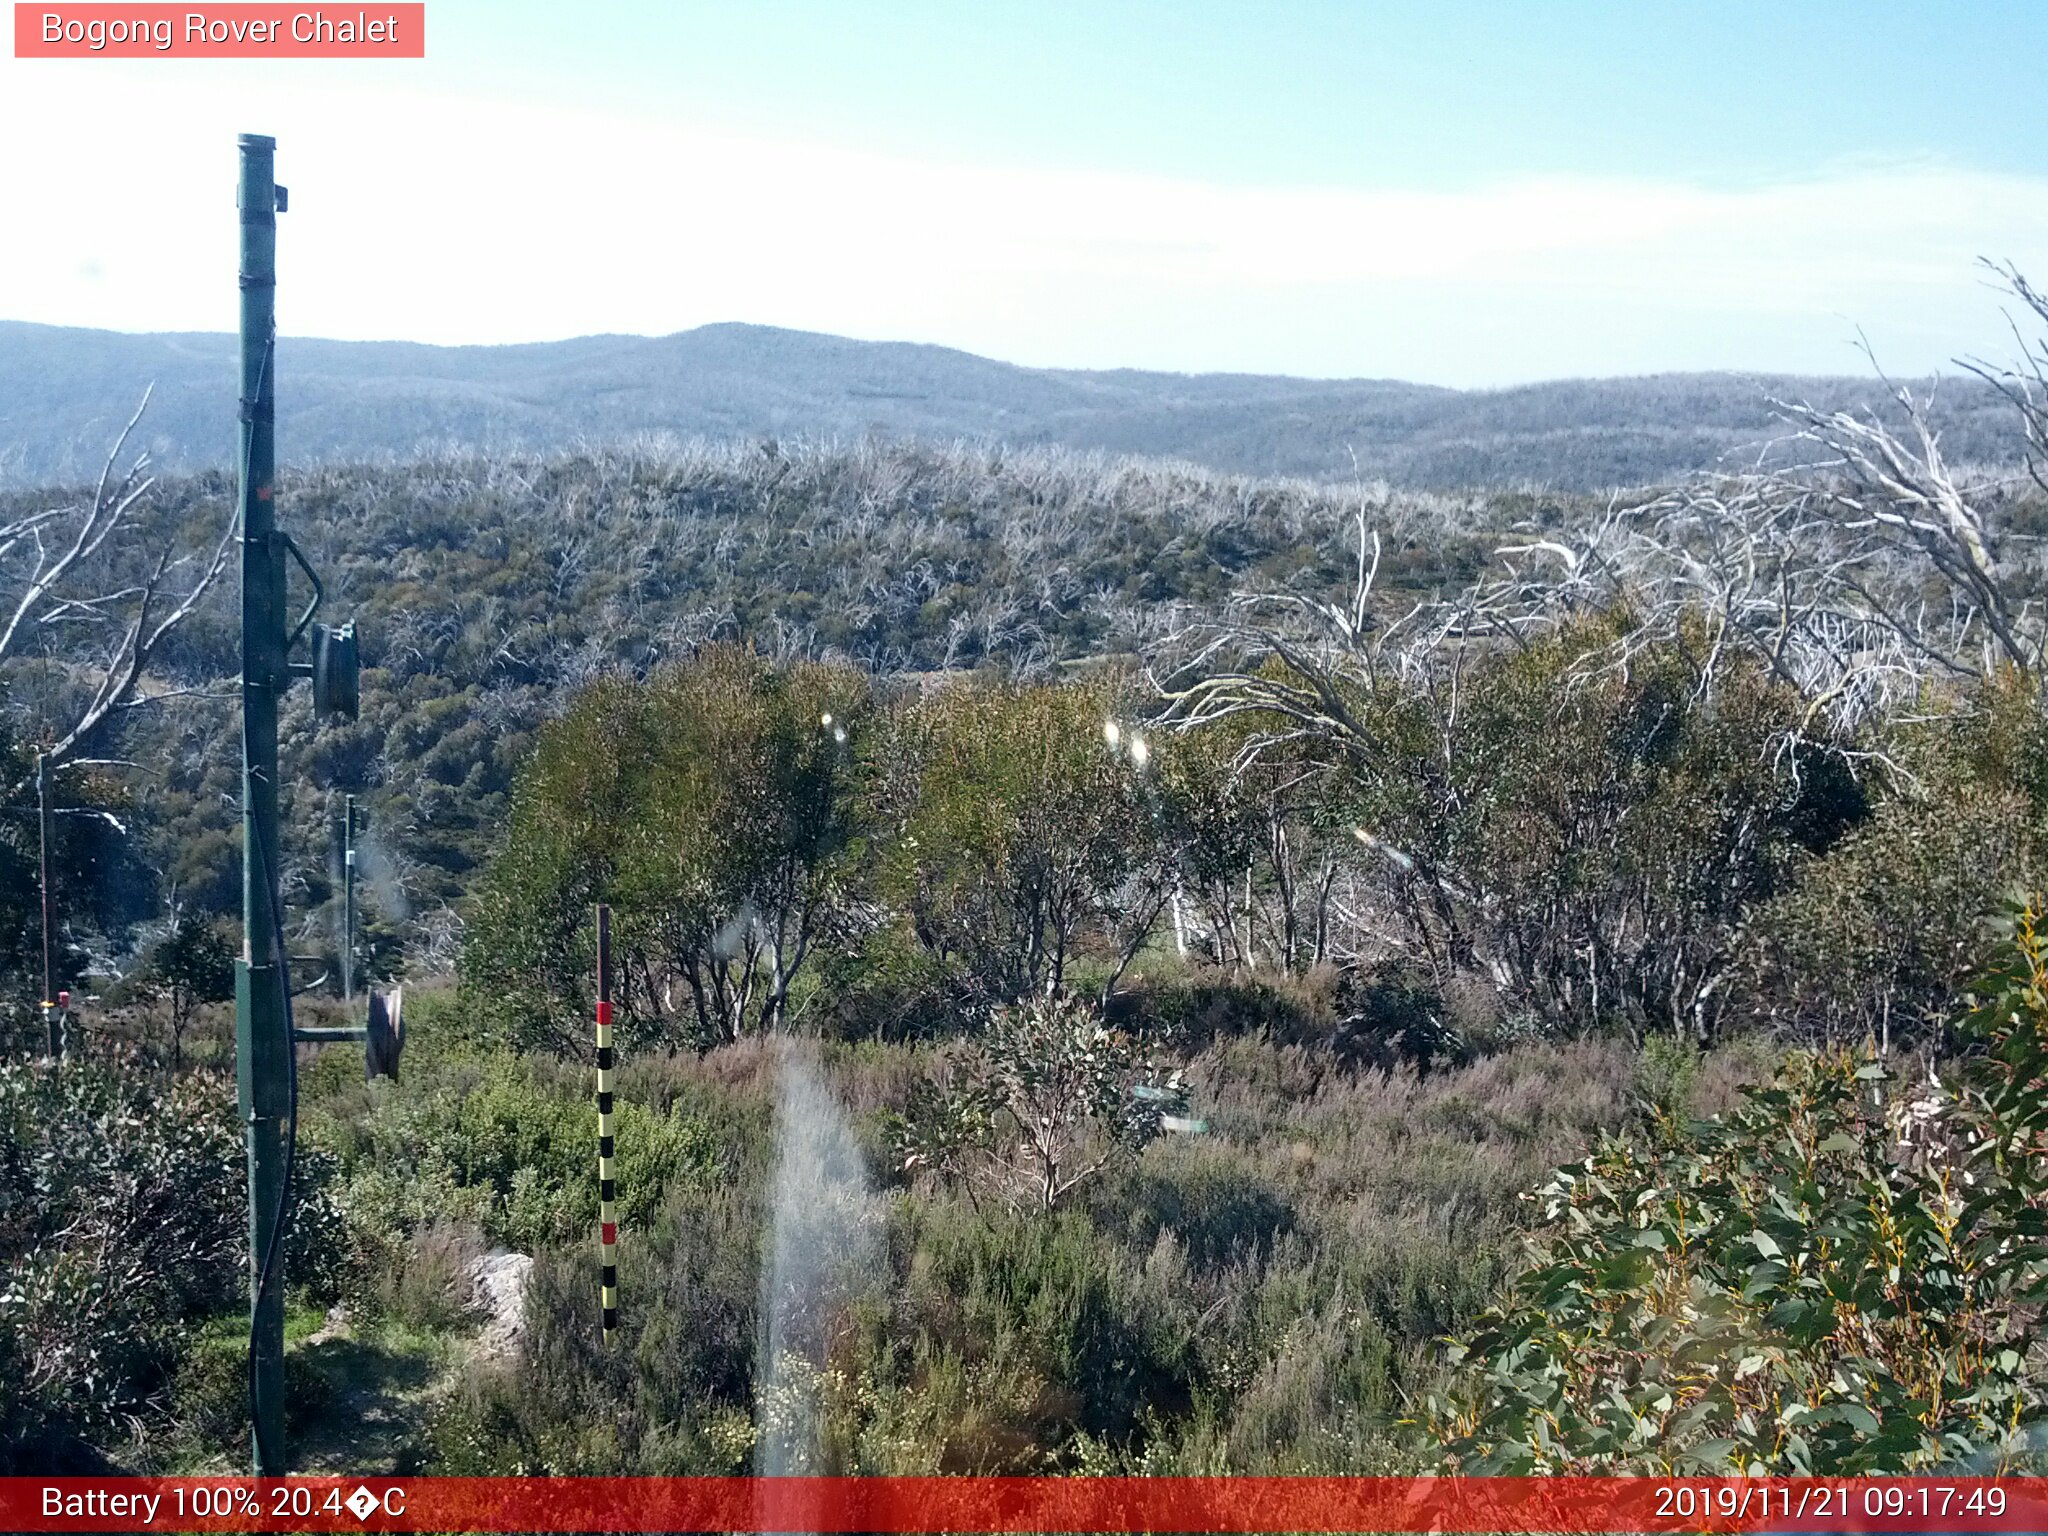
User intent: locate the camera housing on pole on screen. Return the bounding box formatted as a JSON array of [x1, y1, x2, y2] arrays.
[[312, 621, 359, 718]]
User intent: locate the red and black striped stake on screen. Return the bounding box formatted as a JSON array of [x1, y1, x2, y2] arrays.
[[595, 904, 618, 1342]]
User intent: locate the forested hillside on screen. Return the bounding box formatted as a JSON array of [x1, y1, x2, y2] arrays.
[[0, 441, 1522, 973], [8, 273, 2048, 1480], [0, 318, 2024, 491]]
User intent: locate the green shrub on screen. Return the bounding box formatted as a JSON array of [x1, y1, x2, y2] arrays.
[[1630, 1032, 1701, 1135], [872, 679, 1155, 1005], [1333, 959, 1464, 1076], [461, 647, 870, 1052], [810, 922, 960, 1045], [1739, 785, 2034, 1049], [168, 1321, 255, 1454], [1092, 1136, 1297, 1270], [0, 1054, 243, 1467], [427, 1181, 765, 1475], [1212, 1296, 1401, 1472], [887, 1198, 1202, 1457], [1738, 673, 2048, 1050], [892, 993, 1183, 1213], [317, 1049, 716, 1259], [1115, 968, 1337, 1054], [1429, 904, 2048, 1473]]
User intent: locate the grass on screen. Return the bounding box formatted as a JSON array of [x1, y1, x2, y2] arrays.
[[289, 1321, 450, 1476], [334, 1006, 1768, 1476], [20, 971, 1775, 1477], [76, 965, 1771, 1477]]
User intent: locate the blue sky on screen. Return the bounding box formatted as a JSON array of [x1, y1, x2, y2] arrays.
[[472, 1, 2044, 189], [2, 1, 2044, 383]]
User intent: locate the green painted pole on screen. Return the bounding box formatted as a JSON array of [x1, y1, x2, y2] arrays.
[[342, 794, 356, 1002], [234, 131, 289, 1476]]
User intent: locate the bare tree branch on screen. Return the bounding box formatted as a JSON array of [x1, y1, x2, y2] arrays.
[[0, 388, 238, 788]]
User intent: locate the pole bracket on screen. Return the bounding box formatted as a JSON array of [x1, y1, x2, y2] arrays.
[[281, 533, 324, 648]]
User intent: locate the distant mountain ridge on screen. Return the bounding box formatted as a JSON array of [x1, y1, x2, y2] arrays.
[[0, 318, 2020, 491]]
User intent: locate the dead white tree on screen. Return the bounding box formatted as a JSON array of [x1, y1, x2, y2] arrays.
[[0, 389, 236, 786], [1962, 259, 2048, 503], [1148, 502, 1492, 980], [1458, 266, 2048, 743], [1513, 476, 1972, 760], [1770, 393, 2040, 683], [1142, 263, 2048, 1039]]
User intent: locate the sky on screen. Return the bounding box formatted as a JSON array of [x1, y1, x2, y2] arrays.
[[2, 0, 2045, 385]]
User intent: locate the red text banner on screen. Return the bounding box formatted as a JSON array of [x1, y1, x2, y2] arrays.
[[5, 1476, 2046, 1533], [14, 5, 425, 58]]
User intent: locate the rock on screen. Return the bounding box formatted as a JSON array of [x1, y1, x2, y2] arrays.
[[464, 1250, 533, 1361]]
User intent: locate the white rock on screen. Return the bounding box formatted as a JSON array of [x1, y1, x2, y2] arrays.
[[464, 1250, 533, 1361]]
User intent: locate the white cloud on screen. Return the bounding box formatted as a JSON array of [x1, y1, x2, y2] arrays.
[[0, 67, 2041, 384]]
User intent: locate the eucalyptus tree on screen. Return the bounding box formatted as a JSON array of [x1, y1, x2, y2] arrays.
[[871, 679, 1154, 1004], [464, 644, 869, 1052], [1149, 719, 1352, 975]]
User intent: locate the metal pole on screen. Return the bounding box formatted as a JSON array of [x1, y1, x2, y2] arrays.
[[342, 794, 356, 1002], [595, 904, 617, 1343], [234, 131, 289, 1476], [37, 752, 55, 1061]]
